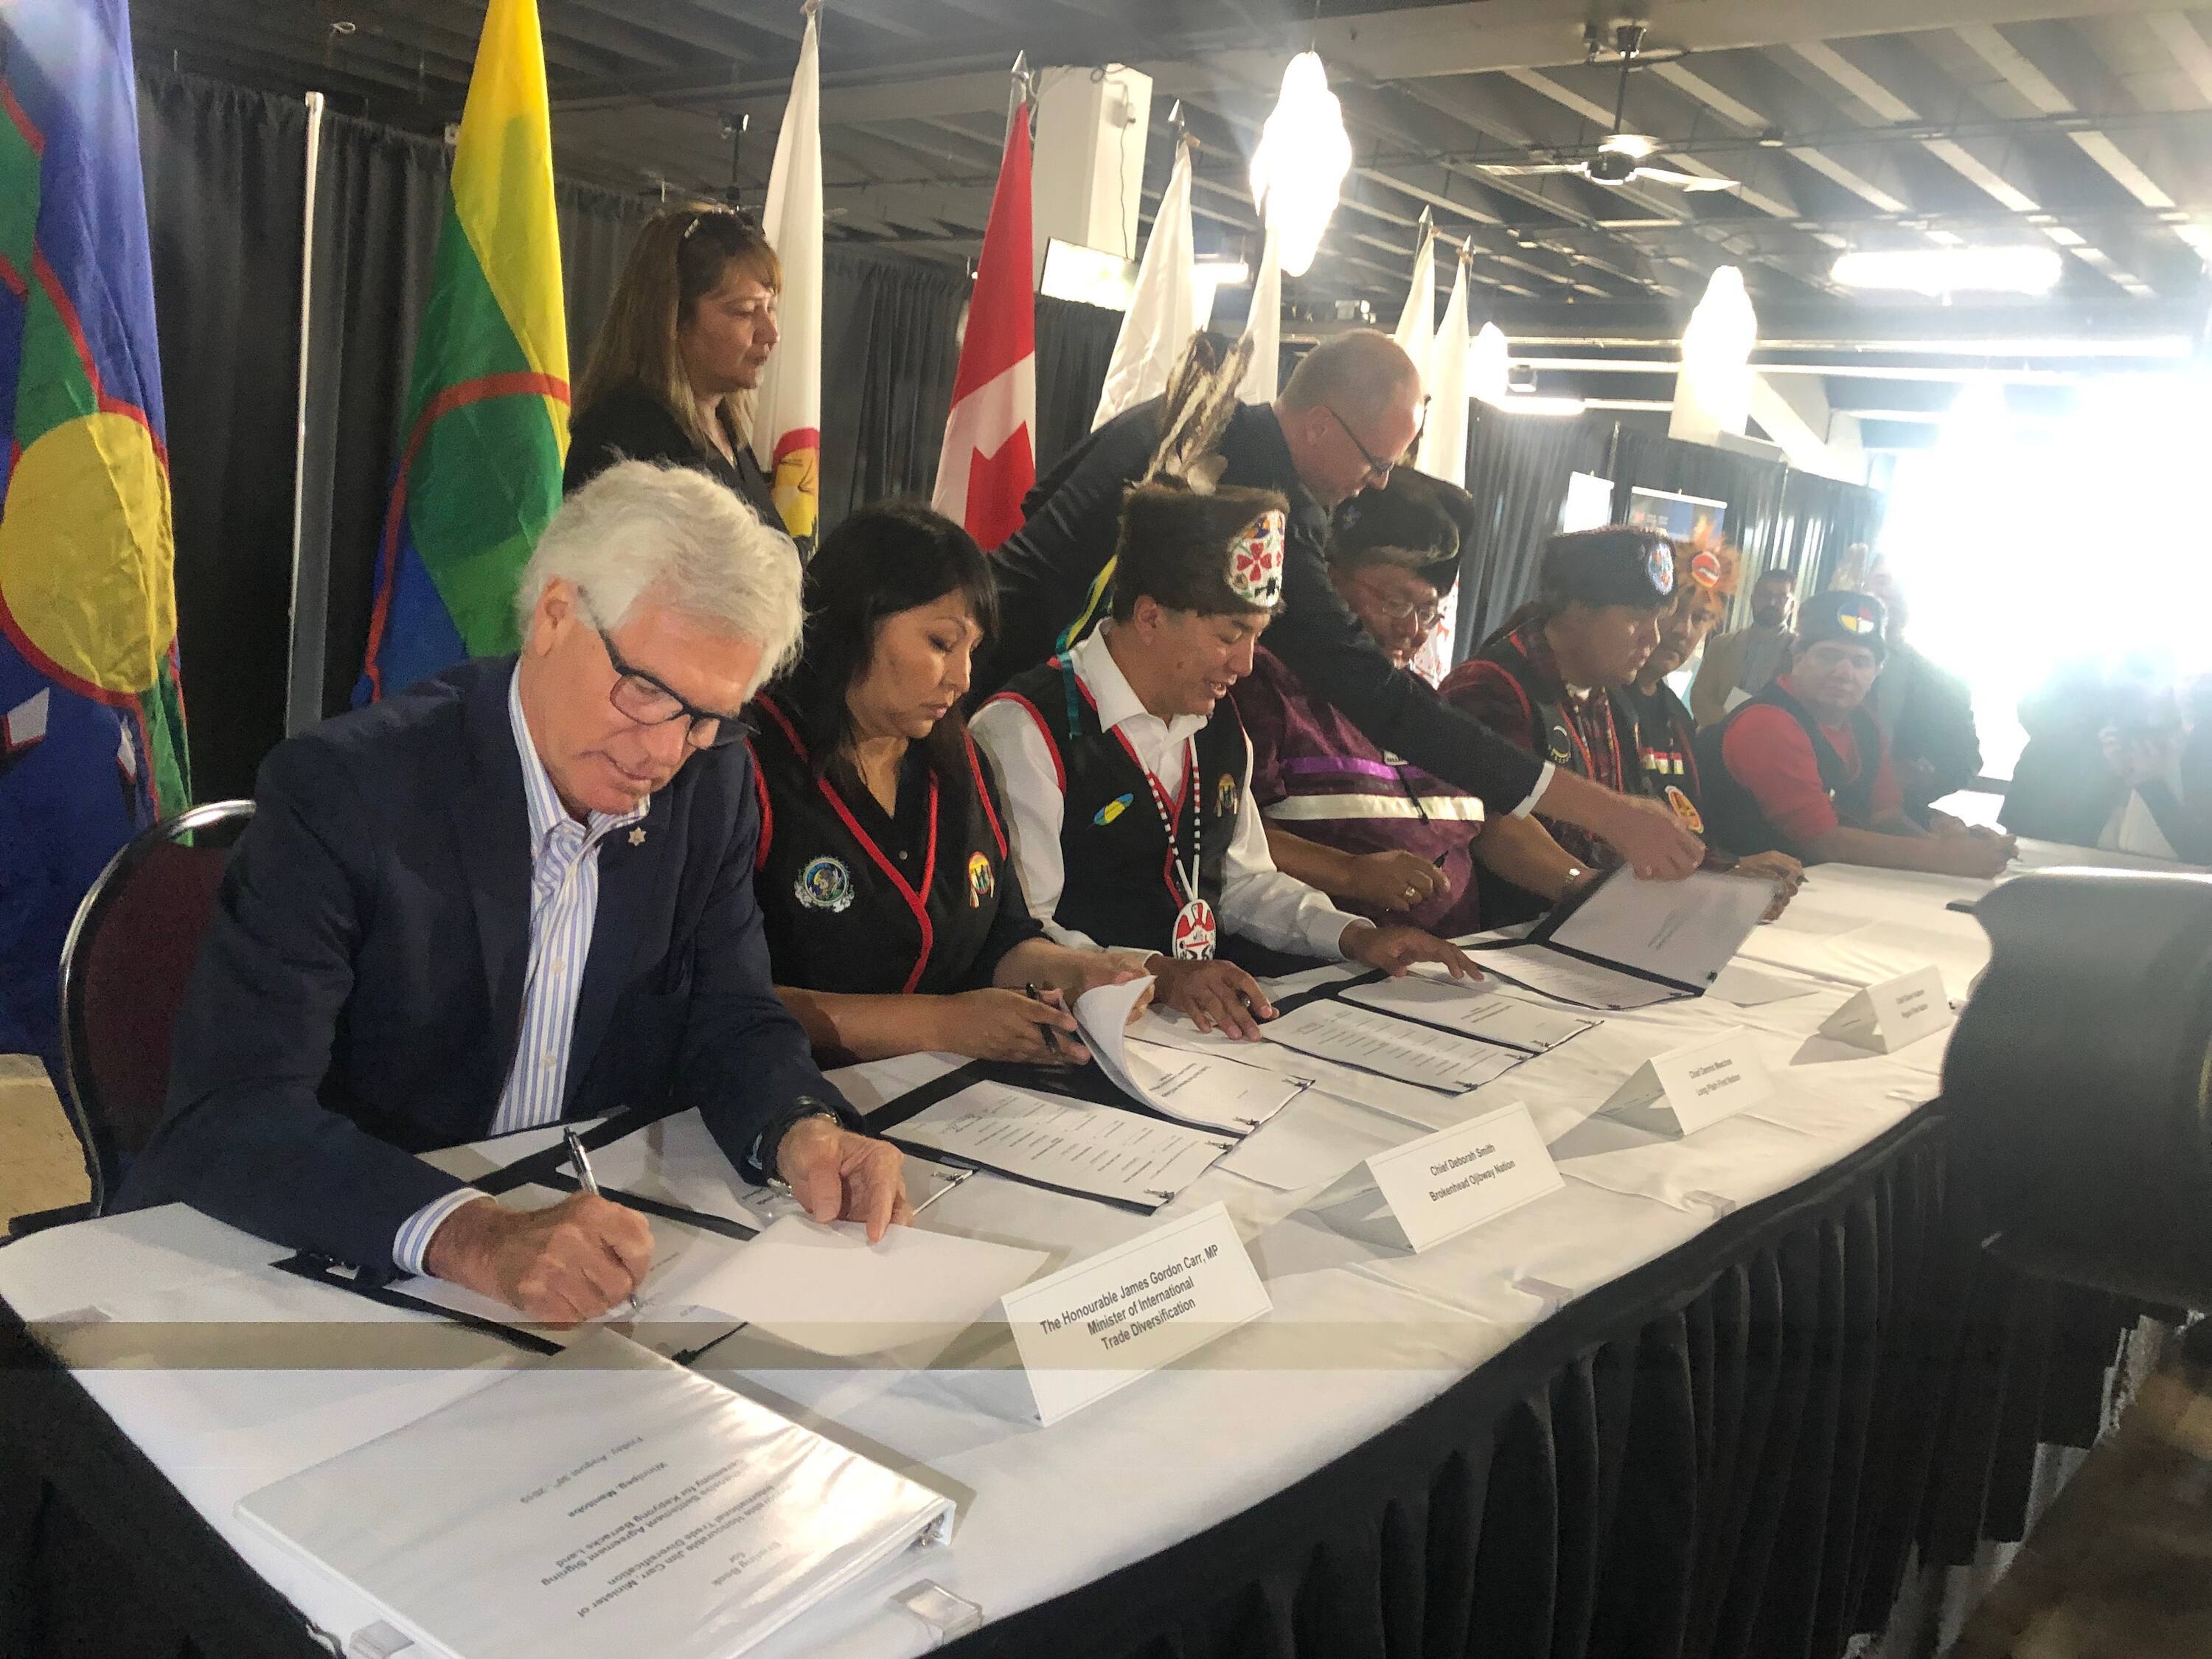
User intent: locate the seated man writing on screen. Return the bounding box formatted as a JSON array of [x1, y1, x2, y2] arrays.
[[1695, 589, 2015, 877], [973, 481, 1477, 1041], [1234, 467, 1601, 935], [1438, 526, 1686, 925], [125, 462, 908, 1323]]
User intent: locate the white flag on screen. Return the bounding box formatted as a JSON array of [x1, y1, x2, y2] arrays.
[[1093, 138, 1197, 429], [1392, 226, 1435, 372], [1238, 220, 1281, 405], [1419, 249, 1470, 489], [751, 2, 824, 552], [1410, 248, 1472, 681]]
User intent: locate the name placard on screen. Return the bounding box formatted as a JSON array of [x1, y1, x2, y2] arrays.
[[1600, 1032, 1775, 1136], [1362, 1102, 1563, 1253], [1819, 964, 1951, 1054], [1000, 1203, 1271, 1425]]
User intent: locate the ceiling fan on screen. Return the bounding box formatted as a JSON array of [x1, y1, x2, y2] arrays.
[[1475, 23, 1742, 194]]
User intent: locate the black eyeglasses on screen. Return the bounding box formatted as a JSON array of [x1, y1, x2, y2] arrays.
[[590, 617, 752, 750], [1324, 405, 1397, 487]]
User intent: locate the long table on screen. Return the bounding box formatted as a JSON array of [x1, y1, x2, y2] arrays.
[[0, 847, 2145, 1659]]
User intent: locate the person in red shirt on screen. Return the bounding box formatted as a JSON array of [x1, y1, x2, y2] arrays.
[[1695, 590, 2015, 876]]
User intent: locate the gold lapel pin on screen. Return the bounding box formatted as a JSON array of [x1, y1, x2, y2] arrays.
[[628, 826, 647, 846]]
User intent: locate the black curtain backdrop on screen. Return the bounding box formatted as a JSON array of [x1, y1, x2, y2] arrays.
[[136, 74, 307, 805], [1453, 400, 1891, 658], [1034, 293, 1123, 479], [1458, 406, 1613, 657], [816, 248, 966, 524]]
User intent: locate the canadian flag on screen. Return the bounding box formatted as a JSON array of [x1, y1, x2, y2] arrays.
[[932, 92, 1035, 549]]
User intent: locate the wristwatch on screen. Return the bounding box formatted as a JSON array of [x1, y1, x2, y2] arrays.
[[741, 1094, 858, 1186]]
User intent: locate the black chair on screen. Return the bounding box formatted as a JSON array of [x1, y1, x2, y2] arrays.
[[8, 800, 255, 1238]]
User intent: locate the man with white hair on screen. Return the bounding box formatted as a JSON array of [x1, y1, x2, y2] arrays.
[[128, 462, 908, 1322]]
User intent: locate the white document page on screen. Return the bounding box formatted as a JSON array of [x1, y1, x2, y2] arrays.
[[1546, 867, 1772, 987], [580, 1112, 776, 1232], [661, 1215, 1047, 1359], [1115, 1039, 1310, 1134], [1076, 977, 1307, 1133], [1259, 999, 1526, 1093], [237, 1331, 953, 1659], [888, 1082, 1234, 1209], [1340, 977, 1597, 1053], [1471, 945, 1683, 1010]]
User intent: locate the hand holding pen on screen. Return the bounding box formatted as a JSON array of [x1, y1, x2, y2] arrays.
[[564, 1127, 644, 1318]]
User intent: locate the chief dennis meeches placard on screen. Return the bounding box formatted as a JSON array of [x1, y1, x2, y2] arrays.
[[1001, 1203, 1271, 1425]]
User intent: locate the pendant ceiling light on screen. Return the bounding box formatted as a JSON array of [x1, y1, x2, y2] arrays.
[[1248, 52, 1352, 279]]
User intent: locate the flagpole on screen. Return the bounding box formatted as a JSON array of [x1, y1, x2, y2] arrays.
[[284, 90, 330, 735]]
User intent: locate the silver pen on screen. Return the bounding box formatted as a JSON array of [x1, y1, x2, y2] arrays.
[[911, 1161, 976, 1219], [564, 1127, 642, 1317]]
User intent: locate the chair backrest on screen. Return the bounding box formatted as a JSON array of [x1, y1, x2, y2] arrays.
[[57, 800, 255, 1215]]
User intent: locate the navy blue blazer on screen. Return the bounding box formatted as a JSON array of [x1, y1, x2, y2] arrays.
[[122, 656, 849, 1273]]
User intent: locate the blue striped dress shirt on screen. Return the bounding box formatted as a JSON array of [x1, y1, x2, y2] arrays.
[[391, 672, 650, 1276]]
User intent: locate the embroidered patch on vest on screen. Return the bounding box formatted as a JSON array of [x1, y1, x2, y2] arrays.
[[1547, 720, 1576, 765], [1214, 771, 1237, 819], [967, 849, 995, 907], [796, 855, 855, 913], [1665, 785, 1705, 835], [1093, 792, 1133, 827], [1229, 509, 1286, 608]]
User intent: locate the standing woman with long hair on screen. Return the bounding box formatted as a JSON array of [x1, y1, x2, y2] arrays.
[[566, 205, 786, 529], [751, 504, 1147, 1066]]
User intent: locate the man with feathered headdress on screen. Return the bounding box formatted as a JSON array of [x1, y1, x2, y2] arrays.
[[973, 448, 1479, 1041], [976, 330, 1704, 887], [1623, 534, 1804, 909]]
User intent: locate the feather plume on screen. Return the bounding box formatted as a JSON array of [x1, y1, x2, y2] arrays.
[[1143, 331, 1253, 495]]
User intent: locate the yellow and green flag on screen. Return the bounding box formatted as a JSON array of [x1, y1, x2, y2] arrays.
[[359, 0, 567, 701]]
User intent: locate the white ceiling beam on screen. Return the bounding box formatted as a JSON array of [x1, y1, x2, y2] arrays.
[[2144, 13, 2212, 105], [1784, 35, 2157, 294]]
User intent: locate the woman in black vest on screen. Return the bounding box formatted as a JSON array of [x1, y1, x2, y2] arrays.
[[751, 505, 1144, 1066]]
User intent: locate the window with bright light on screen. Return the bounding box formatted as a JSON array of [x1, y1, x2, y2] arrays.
[[1877, 375, 2212, 784]]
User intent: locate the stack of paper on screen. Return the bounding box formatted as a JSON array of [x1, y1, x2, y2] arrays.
[[1258, 999, 1526, 1093], [1340, 976, 1596, 1051], [237, 1331, 954, 1659], [1075, 976, 1310, 1133], [886, 1081, 1234, 1211]]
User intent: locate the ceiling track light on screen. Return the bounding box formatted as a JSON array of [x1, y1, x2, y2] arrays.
[[1831, 245, 2065, 297]]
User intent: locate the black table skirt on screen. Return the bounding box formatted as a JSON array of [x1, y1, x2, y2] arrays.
[[0, 1109, 2134, 1659]]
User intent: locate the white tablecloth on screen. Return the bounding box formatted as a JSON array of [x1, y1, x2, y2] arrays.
[[0, 846, 2128, 1658]]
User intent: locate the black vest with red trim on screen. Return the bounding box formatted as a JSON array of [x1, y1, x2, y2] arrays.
[[1470, 626, 1633, 795], [748, 695, 1013, 996], [1694, 679, 1881, 857], [1621, 680, 1702, 804], [987, 655, 1244, 956]]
